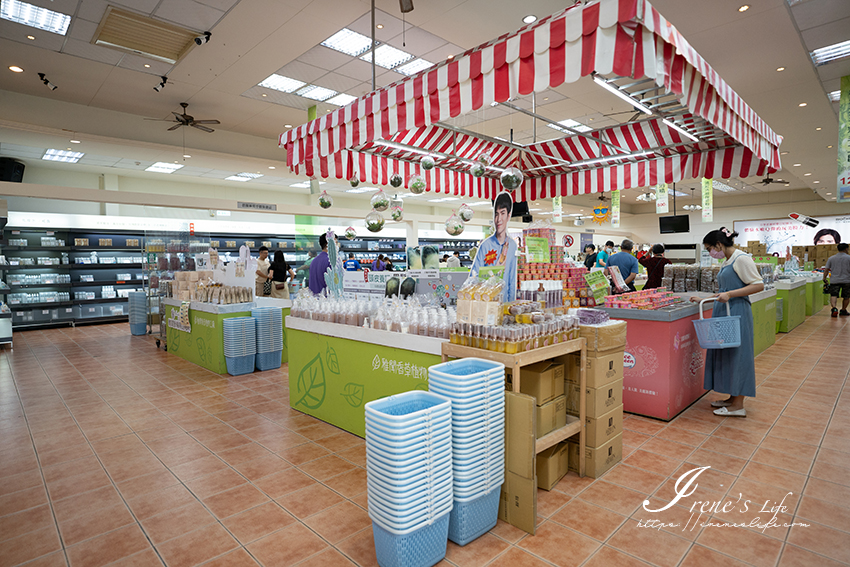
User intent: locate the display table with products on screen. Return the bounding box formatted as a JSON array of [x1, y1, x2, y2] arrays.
[[599, 298, 714, 421], [163, 299, 255, 374], [750, 289, 778, 357], [286, 317, 444, 437], [775, 279, 807, 333], [804, 275, 824, 317]]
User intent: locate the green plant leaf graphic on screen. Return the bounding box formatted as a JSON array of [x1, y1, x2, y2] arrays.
[[196, 338, 207, 362], [326, 344, 340, 375], [340, 382, 365, 407], [207, 347, 213, 364], [170, 330, 180, 351], [295, 354, 326, 409]]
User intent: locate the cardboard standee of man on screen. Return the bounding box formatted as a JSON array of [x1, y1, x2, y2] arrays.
[[469, 191, 518, 302]]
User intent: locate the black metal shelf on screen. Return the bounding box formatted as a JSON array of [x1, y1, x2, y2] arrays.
[[3, 246, 70, 251], [73, 280, 143, 287], [73, 247, 142, 252], [8, 283, 73, 289], [69, 263, 143, 270], [75, 297, 128, 305], [10, 301, 73, 310]]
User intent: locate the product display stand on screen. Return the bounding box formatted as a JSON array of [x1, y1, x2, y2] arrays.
[[776, 279, 807, 333], [750, 288, 778, 357]]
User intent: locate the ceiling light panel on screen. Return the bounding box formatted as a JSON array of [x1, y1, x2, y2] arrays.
[[296, 85, 338, 101], [811, 40, 850, 66], [225, 172, 263, 182], [258, 74, 306, 93], [42, 149, 83, 163], [671, 190, 688, 197], [829, 90, 840, 102], [326, 93, 357, 106], [396, 58, 434, 76], [547, 119, 591, 134], [321, 28, 374, 57], [712, 180, 736, 192], [1, 0, 71, 35], [346, 187, 374, 193], [360, 44, 413, 69], [93, 7, 198, 65], [146, 162, 183, 173], [428, 197, 459, 202]]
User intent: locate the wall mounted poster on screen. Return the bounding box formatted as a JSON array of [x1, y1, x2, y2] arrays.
[[733, 214, 850, 253], [655, 184, 669, 214], [839, 75, 850, 203]]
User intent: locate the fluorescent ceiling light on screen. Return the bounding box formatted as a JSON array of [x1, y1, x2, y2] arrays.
[[258, 74, 305, 93], [671, 190, 688, 197], [593, 75, 653, 114], [468, 201, 492, 207], [326, 93, 357, 106], [296, 85, 338, 101], [1, 0, 71, 35], [290, 180, 326, 188], [42, 148, 83, 163], [712, 180, 736, 192], [571, 149, 654, 168], [662, 118, 699, 142], [811, 40, 850, 66], [225, 172, 263, 182], [547, 119, 591, 134], [321, 28, 373, 57], [396, 59, 434, 76], [829, 90, 840, 102], [360, 44, 413, 69], [428, 197, 459, 202], [346, 187, 374, 193], [146, 162, 183, 173]]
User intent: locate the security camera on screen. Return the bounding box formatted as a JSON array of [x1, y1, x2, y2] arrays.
[[37, 73, 57, 91], [194, 32, 211, 45], [153, 76, 167, 92]]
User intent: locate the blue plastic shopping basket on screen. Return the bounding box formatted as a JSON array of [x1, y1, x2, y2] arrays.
[[693, 298, 741, 349]]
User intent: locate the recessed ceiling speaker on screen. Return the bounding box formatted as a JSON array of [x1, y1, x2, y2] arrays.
[[0, 158, 25, 183]]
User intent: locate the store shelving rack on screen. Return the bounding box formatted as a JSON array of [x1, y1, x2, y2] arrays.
[[2, 228, 145, 329], [441, 338, 587, 534]]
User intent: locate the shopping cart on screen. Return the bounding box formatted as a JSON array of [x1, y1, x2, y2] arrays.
[[693, 297, 741, 349]]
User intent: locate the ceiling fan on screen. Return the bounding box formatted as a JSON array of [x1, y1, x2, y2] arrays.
[[760, 174, 789, 186], [164, 102, 220, 133]]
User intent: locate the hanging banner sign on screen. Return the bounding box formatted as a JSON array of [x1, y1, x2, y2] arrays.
[[655, 184, 669, 214], [701, 178, 714, 222], [839, 75, 850, 203], [611, 190, 621, 228], [553, 196, 563, 223]]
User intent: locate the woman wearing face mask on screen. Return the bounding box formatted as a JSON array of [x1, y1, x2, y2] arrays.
[[690, 228, 764, 417]]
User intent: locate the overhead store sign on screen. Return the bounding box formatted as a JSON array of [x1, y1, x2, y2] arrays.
[[611, 190, 620, 228], [839, 75, 850, 203], [553, 196, 563, 223], [701, 178, 713, 222], [655, 184, 669, 214], [237, 201, 277, 211]]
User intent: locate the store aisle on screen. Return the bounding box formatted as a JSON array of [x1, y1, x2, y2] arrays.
[[1, 313, 848, 567]]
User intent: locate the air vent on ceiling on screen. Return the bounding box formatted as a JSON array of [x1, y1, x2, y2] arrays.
[[92, 7, 200, 65]]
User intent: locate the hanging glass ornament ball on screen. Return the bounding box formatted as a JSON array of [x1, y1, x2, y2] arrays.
[[477, 153, 492, 166], [408, 174, 426, 194], [500, 167, 524, 190], [391, 205, 404, 221], [349, 176, 360, 188], [366, 210, 385, 233], [371, 189, 390, 212], [470, 162, 486, 178], [318, 190, 333, 209], [445, 212, 465, 236], [344, 226, 357, 240], [421, 156, 436, 170], [390, 173, 403, 188], [458, 203, 474, 222]]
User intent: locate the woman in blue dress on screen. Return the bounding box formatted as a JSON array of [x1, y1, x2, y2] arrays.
[[691, 228, 764, 417]]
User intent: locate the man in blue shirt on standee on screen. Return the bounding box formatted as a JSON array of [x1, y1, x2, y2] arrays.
[[605, 239, 640, 293], [344, 253, 361, 271], [308, 233, 331, 295], [469, 192, 518, 301]]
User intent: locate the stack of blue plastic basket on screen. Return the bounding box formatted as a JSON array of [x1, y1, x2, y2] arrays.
[[251, 307, 283, 371], [128, 291, 147, 336], [365, 391, 454, 567], [428, 358, 506, 546], [222, 317, 256, 375]]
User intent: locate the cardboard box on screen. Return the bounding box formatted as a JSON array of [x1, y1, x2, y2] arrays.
[[537, 395, 567, 438], [585, 404, 623, 448], [518, 361, 565, 405], [579, 321, 627, 354], [566, 378, 623, 418], [566, 349, 623, 389], [499, 392, 537, 534], [568, 433, 622, 478], [536, 442, 569, 490]]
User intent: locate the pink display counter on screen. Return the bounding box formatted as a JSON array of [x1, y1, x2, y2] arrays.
[[601, 299, 714, 421]]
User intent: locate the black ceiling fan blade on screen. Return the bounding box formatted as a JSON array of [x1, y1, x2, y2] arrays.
[[167, 123, 182, 131], [193, 120, 220, 124], [191, 124, 215, 133], [171, 111, 185, 119]]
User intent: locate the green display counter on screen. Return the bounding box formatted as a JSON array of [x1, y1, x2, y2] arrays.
[[776, 279, 807, 333], [164, 299, 290, 374], [286, 317, 444, 437], [805, 276, 824, 316], [750, 289, 777, 356]]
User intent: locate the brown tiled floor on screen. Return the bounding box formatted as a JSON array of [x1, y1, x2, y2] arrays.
[[1, 309, 848, 567]]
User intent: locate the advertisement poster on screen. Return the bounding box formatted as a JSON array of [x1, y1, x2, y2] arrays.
[[733, 214, 850, 253], [839, 75, 850, 203], [553, 196, 563, 223], [701, 178, 713, 222], [469, 192, 518, 301], [580, 232, 594, 250], [655, 184, 669, 214], [526, 237, 551, 263], [611, 190, 621, 228], [584, 271, 609, 304]]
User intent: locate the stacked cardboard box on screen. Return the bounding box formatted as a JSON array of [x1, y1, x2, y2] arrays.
[[746, 241, 767, 256], [564, 321, 626, 478]]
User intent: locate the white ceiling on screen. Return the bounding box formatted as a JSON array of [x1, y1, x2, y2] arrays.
[[0, 0, 847, 215]]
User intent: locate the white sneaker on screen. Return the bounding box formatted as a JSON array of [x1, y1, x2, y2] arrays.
[[713, 407, 746, 417]]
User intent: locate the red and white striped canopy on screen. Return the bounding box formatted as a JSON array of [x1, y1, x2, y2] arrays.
[[280, 0, 781, 201]]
